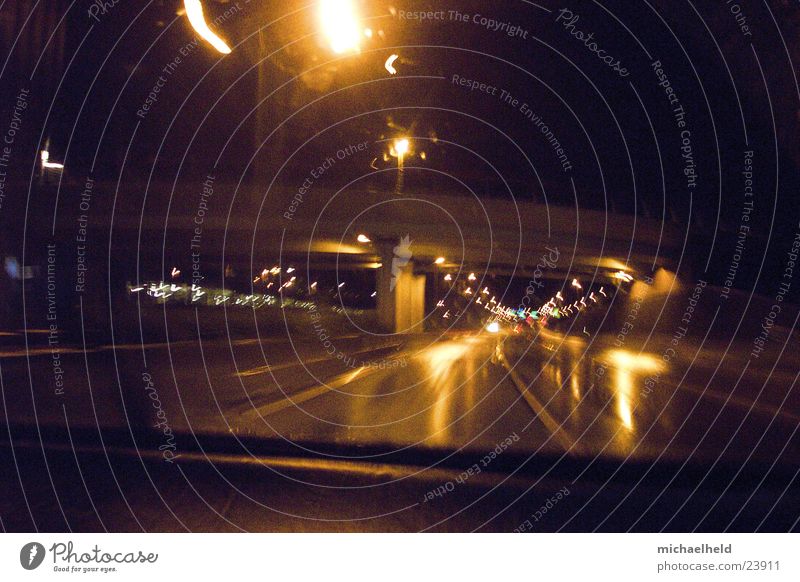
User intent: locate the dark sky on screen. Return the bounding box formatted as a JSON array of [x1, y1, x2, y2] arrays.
[[2, 0, 799, 293]]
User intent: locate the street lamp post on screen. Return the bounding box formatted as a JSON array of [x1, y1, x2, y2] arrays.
[[391, 138, 410, 195]]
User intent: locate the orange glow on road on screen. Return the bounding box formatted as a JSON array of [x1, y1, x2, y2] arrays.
[[604, 350, 666, 432]]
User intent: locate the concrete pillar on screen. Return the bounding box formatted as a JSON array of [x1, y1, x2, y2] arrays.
[[376, 239, 426, 334]]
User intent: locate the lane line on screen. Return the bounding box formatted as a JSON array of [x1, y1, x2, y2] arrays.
[[499, 352, 578, 454], [239, 367, 368, 419], [236, 343, 401, 378]]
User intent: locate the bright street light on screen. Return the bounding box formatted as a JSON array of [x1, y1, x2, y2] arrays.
[[392, 138, 410, 157], [319, 0, 361, 54], [434, 257, 445, 265], [357, 234, 371, 243]]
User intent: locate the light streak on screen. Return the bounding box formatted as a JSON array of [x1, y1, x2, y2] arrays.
[[384, 53, 399, 75], [184, 0, 232, 54]]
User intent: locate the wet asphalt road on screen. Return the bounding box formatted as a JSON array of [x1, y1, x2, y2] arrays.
[[3, 328, 799, 468], [2, 328, 799, 532]]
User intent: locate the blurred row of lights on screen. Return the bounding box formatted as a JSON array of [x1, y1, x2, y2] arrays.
[[435, 269, 635, 334]]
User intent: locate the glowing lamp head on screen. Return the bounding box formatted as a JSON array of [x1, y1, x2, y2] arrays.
[[486, 321, 500, 334], [434, 257, 445, 265], [319, 0, 361, 54], [357, 234, 371, 243], [392, 138, 410, 157]]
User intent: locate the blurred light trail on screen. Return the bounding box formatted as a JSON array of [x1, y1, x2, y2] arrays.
[[468, 272, 476, 281], [571, 278, 582, 289], [384, 53, 399, 75], [357, 234, 371, 243], [184, 0, 232, 54], [614, 270, 634, 282], [434, 256, 446, 265], [40, 150, 64, 169]]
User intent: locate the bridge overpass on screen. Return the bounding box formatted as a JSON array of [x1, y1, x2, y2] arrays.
[[39, 180, 682, 333]]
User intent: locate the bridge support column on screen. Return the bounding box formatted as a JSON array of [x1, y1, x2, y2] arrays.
[[376, 240, 426, 334]]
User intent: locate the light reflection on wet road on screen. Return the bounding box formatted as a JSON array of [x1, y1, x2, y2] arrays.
[[4, 328, 796, 471], [231, 330, 800, 469]]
